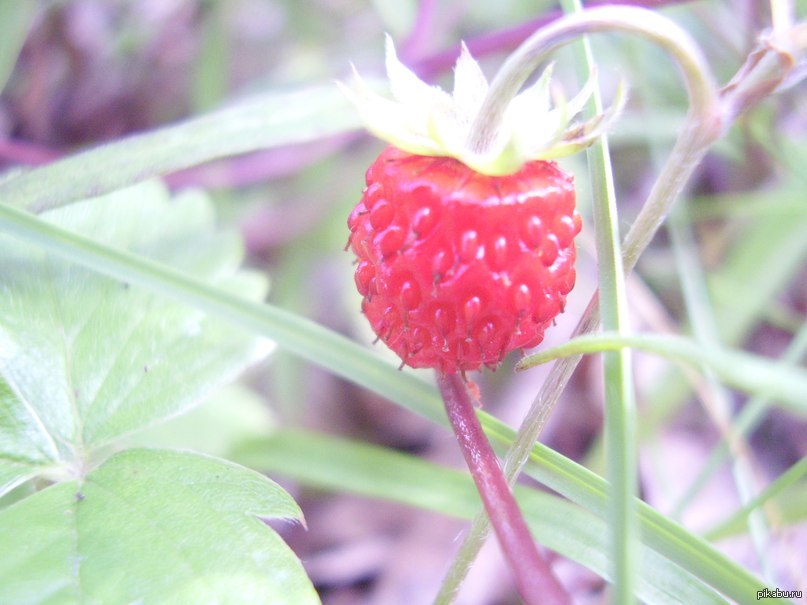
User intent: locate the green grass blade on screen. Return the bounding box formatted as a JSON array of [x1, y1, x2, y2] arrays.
[[668, 202, 774, 577], [512, 436, 779, 605], [711, 204, 807, 344], [191, 1, 230, 112], [234, 430, 727, 605], [0, 85, 362, 213], [518, 332, 807, 414], [587, 120, 639, 598], [643, 194, 807, 433], [559, 2, 638, 600], [670, 289, 807, 521], [704, 456, 807, 542], [705, 482, 807, 540]]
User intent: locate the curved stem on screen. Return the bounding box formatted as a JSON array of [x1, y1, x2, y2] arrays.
[[436, 372, 570, 605], [438, 7, 723, 603], [467, 5, 722, 155], [411, 1, 700, 78]]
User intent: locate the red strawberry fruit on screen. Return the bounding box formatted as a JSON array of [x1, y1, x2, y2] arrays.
[[348, 145, 581, 374], [342, 38, 621, 373]]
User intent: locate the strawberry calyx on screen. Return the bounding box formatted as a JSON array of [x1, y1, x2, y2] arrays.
[[340, 36, 626, 176]]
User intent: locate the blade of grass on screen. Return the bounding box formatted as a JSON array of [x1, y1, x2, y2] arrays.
[[668, 202, 773, 579], [704, 456, 807, 542], [0, 199, 445, 428], [689, 190, 807, 221], [643, 189, 807, 436], [672, 323, 807, 519], [551, 1, 638, 601], [705, 481, 807, 540], [191, 1, 230, 112], [513, 435, 783, 605], [0, 85, 363, 213], [518, 332, 807, 414], [559, 2, 638, 602], [707, 483, 807, 540], [233, 429, 729, 605]]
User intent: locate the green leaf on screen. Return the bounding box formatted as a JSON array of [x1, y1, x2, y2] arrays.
[[191, 1, 230, 112], [0, 376, 56, 490], [517, 332, 807, 415], [0, 448, 319, 605], [0, 84, 361, 214], [235, 430, 726, 605], [123, 384, 276, 458], [0, 182, 271, 495]]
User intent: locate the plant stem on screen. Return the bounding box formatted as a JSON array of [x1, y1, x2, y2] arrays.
[[435, 372, 570, 605], [466, 6, 721, 154], [411, 0, 699, 78]]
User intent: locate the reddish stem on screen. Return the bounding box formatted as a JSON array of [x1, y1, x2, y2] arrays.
[[436, 372, 570, 605]]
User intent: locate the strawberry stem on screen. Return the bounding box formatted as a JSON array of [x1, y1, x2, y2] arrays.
[[466, 5, 721, 156], [436, 371, 570, 605]]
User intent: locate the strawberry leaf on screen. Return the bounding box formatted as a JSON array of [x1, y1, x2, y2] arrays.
[[0, 449, 318, 605], [122, 385, 276, 458], [0, 181, 272, 496]]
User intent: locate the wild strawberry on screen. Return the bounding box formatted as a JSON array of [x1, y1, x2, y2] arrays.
[[341, 38, 626, 605], [349, 146, 581, 373], [342, 38, 622, 373]]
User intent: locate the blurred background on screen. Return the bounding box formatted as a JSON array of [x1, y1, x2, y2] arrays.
[[1, 1, 805, 603]]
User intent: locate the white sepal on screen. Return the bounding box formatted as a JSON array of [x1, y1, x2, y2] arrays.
[[341, 37, 625, 175], [452, 42, 489, 125]]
